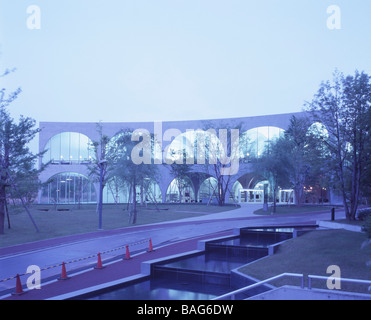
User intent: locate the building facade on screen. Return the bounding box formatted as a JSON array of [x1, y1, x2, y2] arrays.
[[38, 111, 336, 205]]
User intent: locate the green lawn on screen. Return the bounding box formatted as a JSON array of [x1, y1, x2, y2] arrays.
[[239, 229, 371, 293], [0, 203, 238, 248]]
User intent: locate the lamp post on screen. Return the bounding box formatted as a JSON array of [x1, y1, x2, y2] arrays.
[[263, 184, 268, 211], [98, 159, 107, 230]]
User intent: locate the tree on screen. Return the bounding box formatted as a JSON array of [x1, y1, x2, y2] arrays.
[[167, 149, 193, 203], [87, 122, 110, 218], [280, 116, 312, 205], [0, 101, 44, 234], [250, 138, 290, 213], [361, 106, 371, 202], [306, 70, 371, 220], [201, 121, 242, 206], [110, 129, 158, 224], [277, 115, 331, 206]]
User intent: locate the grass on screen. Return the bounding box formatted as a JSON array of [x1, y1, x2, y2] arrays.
[[238, 229, 371, 293], [253, 205, 338, 215], [0, 203, 238, 248]]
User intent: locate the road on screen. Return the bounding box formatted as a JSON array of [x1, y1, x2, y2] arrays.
[[0, 204, 342, 293]]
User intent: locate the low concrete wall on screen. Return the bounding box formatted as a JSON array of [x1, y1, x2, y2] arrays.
[[318, 220, 363, 232], [248, 285, 371, 300]]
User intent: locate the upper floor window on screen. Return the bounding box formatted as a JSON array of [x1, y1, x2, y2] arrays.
[[240, 126, 285, 158], [43, 132, 95, 164]]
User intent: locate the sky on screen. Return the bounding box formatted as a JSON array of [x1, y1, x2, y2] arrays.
[[1, 0, 371, 126]]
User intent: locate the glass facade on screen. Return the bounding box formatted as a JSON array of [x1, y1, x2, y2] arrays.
[[166, 177, 195, 203], [40, 172, 97, 204], [240, 126, 285, 158], [43, 132, 95, 164], [198, 177, 218, 203], [103, 178, 162, 204], [229, 180, 243, 202], [39, 125, 291, 205], [164, 127, 286, 163], [165, 130, 222, 164], [307, 122, 329, 138]]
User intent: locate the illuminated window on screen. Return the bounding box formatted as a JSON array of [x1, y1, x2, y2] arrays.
[[43, 132, 95, 164], [198, 177, 218, 202], [165, 130, 224, 164], [40, 172, 96, 204], [166, 177, 195, 203], [240, 126, 285, 158], [103, 178, 162, 204]]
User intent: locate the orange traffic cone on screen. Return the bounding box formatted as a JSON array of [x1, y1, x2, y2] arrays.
[[11, 274, 24, 296], [58, 262, 70, 280], [148, 238, 154, 252], [124, 245, 131, 260], [94, 253, 105, 269]]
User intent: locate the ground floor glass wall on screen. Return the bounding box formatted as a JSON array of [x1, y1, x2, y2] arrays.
[[40, 172, 97, 204], [198, 177, 218, 203], [103, 178, 162, 204], [166, 177, 195, 203]]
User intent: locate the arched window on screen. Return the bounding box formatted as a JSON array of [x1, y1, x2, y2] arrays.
[[164, 130, 223, 164], [307, 122, 329, 140], [240, 126, 285, 158], [306, 122, 330, 156], [229, 180, 243, 202], [43, 132, 95, 164], [40, 172, 97, 204], [166, 177, 195, 203], [198, 177, 218, 203]]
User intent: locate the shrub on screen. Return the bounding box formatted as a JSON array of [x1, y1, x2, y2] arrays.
[[357, 208, 371, 221]]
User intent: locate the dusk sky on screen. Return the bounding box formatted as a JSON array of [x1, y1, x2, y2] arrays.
[[1, 0, 371, 125]]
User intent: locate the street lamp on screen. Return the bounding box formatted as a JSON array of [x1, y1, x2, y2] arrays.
[[98, 159, 107, 230]]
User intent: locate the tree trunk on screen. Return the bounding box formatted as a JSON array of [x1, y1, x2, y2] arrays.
[[336, 149, 350, 220], [5, 200, 10, 229], [0, 185, 6, 234], [132, 180, 137, 224], [294, 188, 301, 207], [140, 184, 144, 206], [272, 186, 277, 213]]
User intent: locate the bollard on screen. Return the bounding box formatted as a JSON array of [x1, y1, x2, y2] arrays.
[[331, 207, 335, 221]]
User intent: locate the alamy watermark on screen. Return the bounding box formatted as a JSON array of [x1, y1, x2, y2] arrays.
[[26, 265, 41, 290], [327, 5, 341, 30], [130, 122, 240, 176], [26, 5, 41, 30], [24, 5, 341, 31], [326, 265, 341, 290]]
